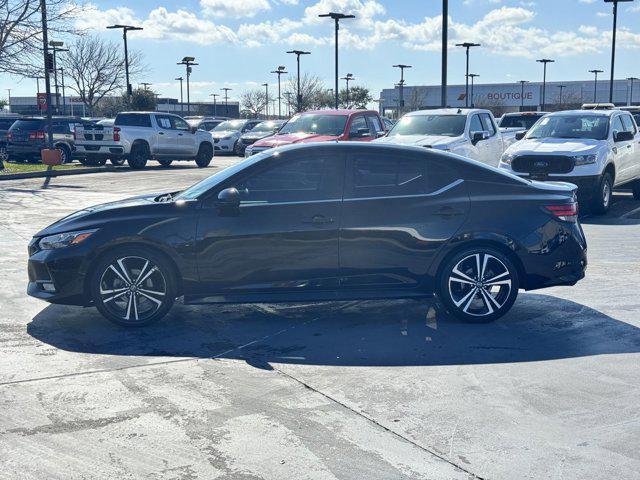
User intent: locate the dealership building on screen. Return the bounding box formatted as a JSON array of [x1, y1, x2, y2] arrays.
[[379, 78, 638, 118]]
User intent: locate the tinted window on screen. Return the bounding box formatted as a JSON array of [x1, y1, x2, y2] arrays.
[[236, 155, 341, 203], [349, 116, 368, 136], [10, 119, 44, 131], [469, 115, 483, 133], [52, 122, 68, 134], [115, 113, 152, 127], [499, 114, 544, 129], [620, 114, 637, 134], [0, 119, 17, 130], [480, 114, 496, 135]]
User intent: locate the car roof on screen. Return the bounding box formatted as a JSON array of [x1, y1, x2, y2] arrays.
[[405, 108, 490, 116], [503, 111, 548, 116], [301, 109, 378, 116], [550, 109, 621, 117]]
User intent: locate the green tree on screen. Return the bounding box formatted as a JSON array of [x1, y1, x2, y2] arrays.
[[129, 88, 157, 111], [0, 98, 8, 110], [339, 86, 372, 109]]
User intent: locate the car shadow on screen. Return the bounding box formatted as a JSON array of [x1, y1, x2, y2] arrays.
[[27, 293, 640, 368]]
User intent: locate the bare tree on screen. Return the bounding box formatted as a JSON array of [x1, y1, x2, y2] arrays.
[[61, 36, 144, 115], [286, 74, 332, 111], [0, 0, 80, 75], [241, 89, 267, 118]]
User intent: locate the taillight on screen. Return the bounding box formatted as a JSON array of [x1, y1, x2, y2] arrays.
[[6, 132, 12, 141], [544, 203, 578, 222], [29, 131, 45, 140], [113, 127, 121, 142]]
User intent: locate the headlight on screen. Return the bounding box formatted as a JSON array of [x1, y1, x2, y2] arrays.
[[39, 229, 97, 250], [501, 152, 516, 165], [573, 154, 597, 166]]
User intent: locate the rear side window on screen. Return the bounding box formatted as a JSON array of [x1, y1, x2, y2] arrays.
[[155, 115, 173, 129], [115, 113, 152, 127], [52, 122, 68, 134]]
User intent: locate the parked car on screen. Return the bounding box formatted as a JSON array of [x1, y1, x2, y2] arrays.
[[236, 120, 286, 156], [245, 109, 386, 157], [499, 109, 640, 213], [498, 111, 548, 146], [185, 116, 228, 132], [27, 142, 587, 327], [74, 112, 214, 169], [620, 106, 640, 126], [375, 108, 507, 167], [209, 119, 262, 155], [7, 116, 92, 163], [0, 115, 20, 163]]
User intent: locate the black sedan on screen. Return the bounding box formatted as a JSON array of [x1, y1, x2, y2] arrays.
[[27, 143, 587, 326], [236, 120, 286, 156]]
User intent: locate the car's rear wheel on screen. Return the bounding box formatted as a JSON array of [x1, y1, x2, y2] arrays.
[[195, 143, 213, 168], [57, 144, 72, 164], [157, 158, 173, 167], [437, 247, 519, 323], [91, 248, 176, 327], [590, 172, 613, 214], [128, 143, 148, 170]]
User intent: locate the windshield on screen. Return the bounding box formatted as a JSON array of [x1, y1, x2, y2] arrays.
[[499, 114, 544, 130], [186, 119, 201, 127], [250, 121, 281, 133], [278, 114, 347, 136], [213, 120, 245, 132], [388, 115, 466, 137], [526, 114, 609, 140]]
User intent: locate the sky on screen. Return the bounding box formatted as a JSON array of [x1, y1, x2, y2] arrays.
[[2, 0, 640, 103]]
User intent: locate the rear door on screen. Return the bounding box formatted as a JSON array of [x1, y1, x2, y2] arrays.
[[339, 150, 469, 290]]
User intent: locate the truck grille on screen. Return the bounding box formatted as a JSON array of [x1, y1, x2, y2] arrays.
[[511, 155, 574, 175]]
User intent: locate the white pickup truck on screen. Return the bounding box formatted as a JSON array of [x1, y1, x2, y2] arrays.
[[374, 108, 507, 167], [498, 111, 548, 147], [499, 109, 640, 213], [75, 112, 214, 169]]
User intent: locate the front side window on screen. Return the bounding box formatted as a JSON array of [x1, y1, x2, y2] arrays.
[[526, 114, 609, 140], [469, 115, 483, 133], [611, 116, 625, 135], [620, 114, 637, 134], [349, 116, 368, 136], [172, 117, 190, 131], [480, 114, 496, 136]]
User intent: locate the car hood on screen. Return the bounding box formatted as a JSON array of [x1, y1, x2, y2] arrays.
[[241, 132, 272, 141], [506, 137, 604, 155], [210, 130, 240, 139], [253, 132, 339, 147], [34, 193, 163, 237], [374, 134, 461, 147]]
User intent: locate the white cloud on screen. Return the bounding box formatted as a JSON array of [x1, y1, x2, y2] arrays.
[[200, 0, 271, 18], [578, 0, 596, 4]]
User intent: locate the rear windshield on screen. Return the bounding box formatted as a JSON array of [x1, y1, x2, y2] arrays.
[[9, 119, 44, 131], [388, 115, 466, 137], [0, 119, 17, 130], [499, 114, 544, 130], [115, 113, 152, 127]]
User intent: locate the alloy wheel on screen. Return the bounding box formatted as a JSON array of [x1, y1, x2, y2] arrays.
[[98, 256, 167, 323], [447, 253, 512, 317]]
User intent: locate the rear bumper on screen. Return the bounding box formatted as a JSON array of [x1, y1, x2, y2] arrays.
[[75, 145, 125, 157], [7, 144, 41, 158]]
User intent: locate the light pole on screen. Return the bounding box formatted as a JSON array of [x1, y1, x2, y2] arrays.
[[286, 50, 310, 112], [39, 0, 53, 150], [6, 89, 10, 113], [604, 0, 633, 104], [557, 84, 566, 109], [283, 91, 293, 116], [140, 82, 152, 90], [628, 77, 639, 105], [319, 12, 355, 110], [210, 93, 219, 116], [589, 69, 603, 102], [393, 64, 411, 116], [270, 66, 287, 118], [467, 73, 479, 108], [518, 80, 529, 110], [175, 77, 183, 113], [441, 0, 448, 108], [49, 41, 67, 114], [537, 58, 554, 111], [455, 42, 480, 108], [221, 88, 232, 116], [177, 56, 198, 115], [262, 83, 269, 118], [341, 73, 354, 108], [106, 24, 143, 103]]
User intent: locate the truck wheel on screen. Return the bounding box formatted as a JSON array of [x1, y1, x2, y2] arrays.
[[195, 143, 213, 168], [128, 143, 148, 170], [631, 180, 640, 201], [57, 144, 72, 164], [110, 157, 126, 166], [157, 159, 173, 167], [590, 172, 613, 215]]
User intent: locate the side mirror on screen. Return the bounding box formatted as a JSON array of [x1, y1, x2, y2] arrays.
[[614, 130, 634, 142], [191, 126, 198, 134], [217, 187, 240, 216], [515, 131, 527, 141], [471, 131, 489, 145]]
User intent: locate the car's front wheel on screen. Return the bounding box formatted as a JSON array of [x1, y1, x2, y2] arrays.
[[195, 143, 213, 168], [437, 247, 519, 323], [590, 172, 613, 214], [91, 248, 176, 327]]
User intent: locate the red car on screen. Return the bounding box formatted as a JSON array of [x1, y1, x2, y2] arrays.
[[245, 109, 386, 156]]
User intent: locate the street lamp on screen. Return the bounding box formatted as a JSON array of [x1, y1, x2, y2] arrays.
[[270, 66, 288, 118], [536, 58, 555, 111], [262, 83, 269, 118], [106, 24, 143, 103], [177, 56, 198, 115], [441, 0, 448, 108], [468, 73, 479, 107], [604, 0, 633, 104], [518, 80, 529, 110], [319, 12, 356, 109], [455, 42, 481, 107], [589, 69, 604, 102], [48, 41, 68, 114], [140, 82, 152, 90], [557, 84, 567, 109], [175, 77, 184, 113], [341, 73, 354, 108], [393, 64, 411, 116], [628, 77, 639, 105], [283, 91, 293, 116], [221, 87, 232, 116], [210, 93, 219, 116], [286, 50, 310, 112]]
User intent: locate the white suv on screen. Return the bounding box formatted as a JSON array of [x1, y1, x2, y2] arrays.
[[210, 119, 262, 155], [499, 109, 640, 213]]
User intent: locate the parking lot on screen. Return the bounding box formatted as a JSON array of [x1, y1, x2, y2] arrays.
[[1, 158, 640, 480]]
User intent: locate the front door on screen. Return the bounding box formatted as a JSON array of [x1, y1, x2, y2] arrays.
[[154, 115, 179, 155], [479, 113, 503, 167], [172, 116, 197, 156], [194, 150, 344, 297], [339, 150, 469, 290]]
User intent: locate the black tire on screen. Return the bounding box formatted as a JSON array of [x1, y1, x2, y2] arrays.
[[0, 145, 7, 163], [234, 141, 244, 156], [195, 143, 213, 168], [631, 180, 640, 201], [57, 144, 72, 164], [110, 157, 126, 166], [90, 247, 177, 327], [128, 143, 149, 170], [157, 158, 173, 167], [590, 172, 613, 215], [437, 246, 520, 323]]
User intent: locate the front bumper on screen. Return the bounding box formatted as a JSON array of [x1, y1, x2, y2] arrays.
[[514, 173, 601, 202], [244, 145, 272, 157], [212, 137, 236, 153]]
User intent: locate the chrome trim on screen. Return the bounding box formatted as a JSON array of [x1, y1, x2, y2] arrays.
[[344, 179, 464, 202]]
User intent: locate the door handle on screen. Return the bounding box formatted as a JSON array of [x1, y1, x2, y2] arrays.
[[158, 132, 165, 135], [302, 215, 334, 225], [432, 207, 464, 218], [178, 133, 184, 136]]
